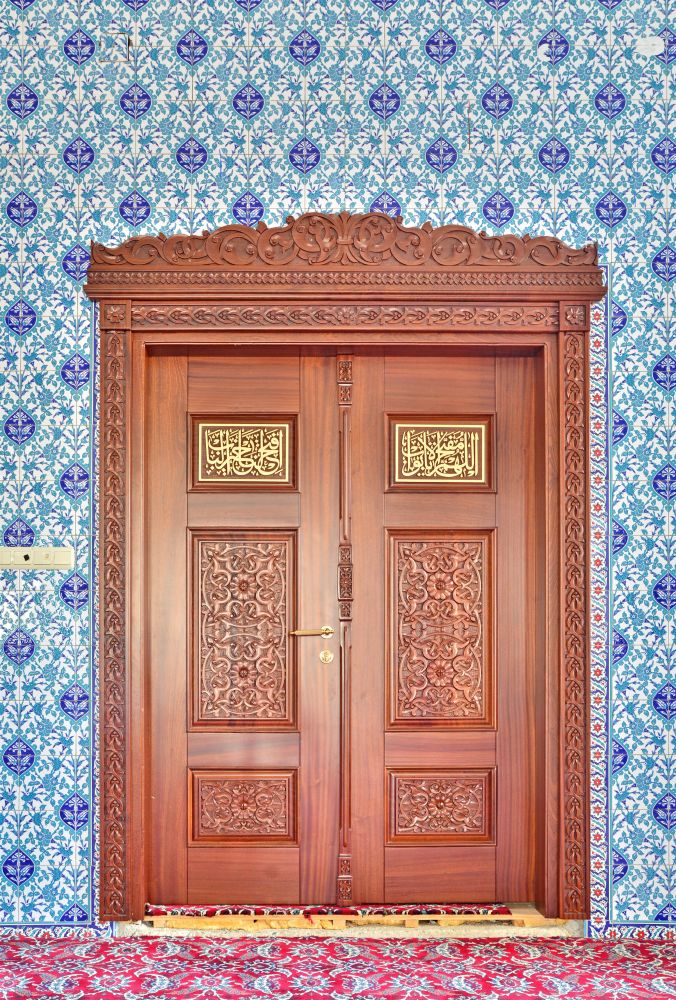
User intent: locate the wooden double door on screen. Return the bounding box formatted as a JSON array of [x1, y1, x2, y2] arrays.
[[146, 346, 536, 905]]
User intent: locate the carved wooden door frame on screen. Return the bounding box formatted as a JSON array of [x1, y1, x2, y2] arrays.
[[85, 211, 606, 922]]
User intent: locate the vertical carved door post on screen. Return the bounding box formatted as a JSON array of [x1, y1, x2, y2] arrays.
[[99, 300, 132, 921], [559, 301, 590, 917]]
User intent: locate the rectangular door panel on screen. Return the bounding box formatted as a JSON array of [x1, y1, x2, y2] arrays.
[[188, 493, 300, 528], [386, 768, 495, 845], [190, 529, 297, 730], [189, 769, 298, 845], [188, 350, 300, 411], [496, 355, 536, 900], [387, 530, 494, 730], [354, 350, 534, 905], [188, 849, 300, 905], [385, 353, 496, 412], [384, 494, 495, 529], [384, 847, 496, 902], [188, 733, 300, 769], [387, 416, 494, 492], [385, 731, 496, 768], [189, 415, 297, 492], [147, 351, 188, 904]]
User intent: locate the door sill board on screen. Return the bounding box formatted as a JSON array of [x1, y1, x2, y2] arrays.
[[145, 903, 564, 931]]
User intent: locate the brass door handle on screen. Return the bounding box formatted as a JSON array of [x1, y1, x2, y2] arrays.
[[289, 625, 335, 638]]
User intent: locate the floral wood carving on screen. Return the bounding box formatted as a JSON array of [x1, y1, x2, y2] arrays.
[[131, 303, 559, 330], [89, 268, 602, 288], [195, 534, 294, 725], [101, 330, 127, 919], [389, 770, 493, 843], [102, 302, 128, 327], [391, 535, 491, 726], [563, 304, 587, 329], [192, 770, 296, 842], [561, 331, 588, 917], [91, 212, 598, 271]]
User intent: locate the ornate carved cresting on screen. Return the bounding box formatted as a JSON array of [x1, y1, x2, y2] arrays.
[[388, 770, 493, 843], [101, 325, 128, 919], [195, 534, 294, 725], [336, 355, 353, 903], [561, 328, 588, 917], [91, 212, 599, 271], [194, 419, 292, 487], [391, 534, 491, 726], [191, 770, 297, 843], [391, 419, 490, 488], [131, 303, 559, 330]]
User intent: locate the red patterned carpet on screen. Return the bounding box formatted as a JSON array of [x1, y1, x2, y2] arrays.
[[0, 936, 674, 999]]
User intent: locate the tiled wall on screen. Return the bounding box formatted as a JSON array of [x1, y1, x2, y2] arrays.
[[0, 0, 672, 935]]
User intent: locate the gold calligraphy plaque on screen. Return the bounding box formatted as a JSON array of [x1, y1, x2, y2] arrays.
[[191, 416, 296, 490], [389, 416, 493, 490]]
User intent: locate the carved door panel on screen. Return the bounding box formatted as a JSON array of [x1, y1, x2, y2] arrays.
[[146, 348, 340, 904], [349, 350, 536, 903]]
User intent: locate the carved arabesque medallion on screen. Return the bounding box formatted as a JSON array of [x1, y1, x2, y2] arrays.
[[193, 532, 295, 726], [390, 533, 492, 726], [388, 769, 494, 843], [191, 769, 297, 844]]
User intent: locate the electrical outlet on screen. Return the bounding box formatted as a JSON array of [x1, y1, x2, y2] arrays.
[[0, 546, 75, 570]]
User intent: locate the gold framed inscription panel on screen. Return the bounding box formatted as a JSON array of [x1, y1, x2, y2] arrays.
[[189, 415, 297, 491], [387, 415, 494, 492]]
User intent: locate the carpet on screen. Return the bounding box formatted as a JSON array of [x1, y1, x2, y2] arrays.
[[0, 936, 674, 999], [146, 902, 512, 917]]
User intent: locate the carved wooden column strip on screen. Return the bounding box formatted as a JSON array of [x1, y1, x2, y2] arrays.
[[337, 354, 353, 904], [559, 303, 589, 918], [100, 301, 131, 920]]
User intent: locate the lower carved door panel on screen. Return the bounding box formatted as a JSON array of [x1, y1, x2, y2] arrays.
[[146, 347, 536, 905]]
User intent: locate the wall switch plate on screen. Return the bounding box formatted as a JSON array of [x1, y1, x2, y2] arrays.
[[0, 546, 75, 570]]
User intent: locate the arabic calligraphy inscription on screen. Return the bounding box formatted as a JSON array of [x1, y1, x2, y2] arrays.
[[390, 418, 492, 489], [191, 417, 295, 489]]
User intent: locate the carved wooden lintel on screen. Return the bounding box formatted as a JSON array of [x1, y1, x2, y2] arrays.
[[130, 303, 559, 331]]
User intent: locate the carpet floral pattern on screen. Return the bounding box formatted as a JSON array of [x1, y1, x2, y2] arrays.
[[0, 937, 674, 999]]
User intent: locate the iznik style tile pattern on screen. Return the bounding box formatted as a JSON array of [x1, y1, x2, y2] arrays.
[[0, 0, 672, 936]]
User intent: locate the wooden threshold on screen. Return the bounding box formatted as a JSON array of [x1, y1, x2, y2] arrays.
[[144, 903, 566, 931]]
